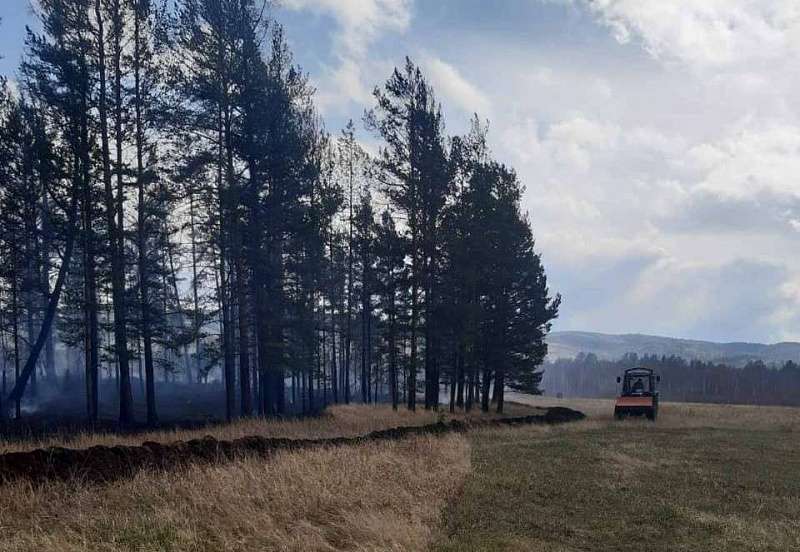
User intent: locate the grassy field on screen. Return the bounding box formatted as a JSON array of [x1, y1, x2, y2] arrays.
[[2, 433, 470, 552], [434, 395, 800, 552], [2, 398, 799, 551], [0, 404, 482, 552]]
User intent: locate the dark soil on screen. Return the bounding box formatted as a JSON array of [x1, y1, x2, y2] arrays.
[[0, 406, 585, 485]]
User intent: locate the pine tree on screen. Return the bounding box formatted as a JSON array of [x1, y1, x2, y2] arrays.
[[367, 58, 450, 410], [354, 190, 376, 402], [374, 210, 405, 410], [5, 1, 85, 417], [335, 121, 369, 404], [171, 0, 253, 420], [91, 0, 134, 425], [130, 0, 162, 426]]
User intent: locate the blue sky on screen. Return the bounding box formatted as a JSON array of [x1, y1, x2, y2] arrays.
[[2, 0, 800, 344]]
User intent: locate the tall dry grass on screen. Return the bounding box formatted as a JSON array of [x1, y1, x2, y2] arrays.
[[1, 433, 471, 552], [0, 403, 535, 455]]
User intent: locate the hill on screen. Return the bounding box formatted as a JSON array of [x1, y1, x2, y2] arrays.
[[546, 331, 800, 366]]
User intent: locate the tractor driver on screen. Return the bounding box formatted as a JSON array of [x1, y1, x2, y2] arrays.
[[632, 377, 645, 394]]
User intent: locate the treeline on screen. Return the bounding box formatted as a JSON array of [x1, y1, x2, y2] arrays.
[[0, 1, 560, 426], [543, 353, 800, 406]]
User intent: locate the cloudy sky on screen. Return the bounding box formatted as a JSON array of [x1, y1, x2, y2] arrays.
[[2, 0, 799, 343]]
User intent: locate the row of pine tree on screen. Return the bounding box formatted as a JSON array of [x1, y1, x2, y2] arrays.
[[0, 0, 560, 427]]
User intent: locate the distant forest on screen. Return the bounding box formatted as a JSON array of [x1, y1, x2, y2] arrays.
[[543, 353, 800, 407], [0, 1, 560, 426]]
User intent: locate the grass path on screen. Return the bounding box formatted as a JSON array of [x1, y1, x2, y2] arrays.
[[433, 397, 800, 551]]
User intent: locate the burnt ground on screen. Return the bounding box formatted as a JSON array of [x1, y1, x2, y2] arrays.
[[0, 378, 327, 444]]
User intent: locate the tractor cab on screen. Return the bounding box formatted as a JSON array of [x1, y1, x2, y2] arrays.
[[614, 367, 660, 420]]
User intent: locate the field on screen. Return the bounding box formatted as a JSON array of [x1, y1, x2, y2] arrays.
[[2, 432, 469, 551], [0, 404, 519, 551], [1, 398, 799, 551], [434, 395, 800, 551]]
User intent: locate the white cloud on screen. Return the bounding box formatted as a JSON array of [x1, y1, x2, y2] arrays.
[[282, 0, 412, 112], [318, 58, 374, 107], [495, 104, 800, 340], [283, 0, 411, 57], [547, 117, 620, 169], [585, 0, 800, 70], [422, 56, 492, 118], [688, 123, 800, 200], [489, 2, 800, 340]]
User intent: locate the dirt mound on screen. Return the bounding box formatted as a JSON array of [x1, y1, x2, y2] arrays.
[[0, 406, 584, 485]]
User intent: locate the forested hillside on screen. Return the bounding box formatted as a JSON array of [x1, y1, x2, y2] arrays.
[[547, 331, 800, 366], [542, 353, 800, 406], [0, 1, 560, 426]]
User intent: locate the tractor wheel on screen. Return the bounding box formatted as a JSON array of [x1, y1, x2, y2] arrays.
[[646, 408, 656, 421]]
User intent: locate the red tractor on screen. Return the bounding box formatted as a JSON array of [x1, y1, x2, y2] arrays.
[[614, 367, 660, 420]]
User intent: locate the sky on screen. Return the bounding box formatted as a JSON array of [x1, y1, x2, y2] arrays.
[[1, 0, 800, 344]]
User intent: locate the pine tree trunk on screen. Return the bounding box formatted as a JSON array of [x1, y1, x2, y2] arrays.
[[408, 228, 419, 411], [37, 173, 56, 383], [466, 363, 474, 412], [112, 0, 133, 424], [456, 346, 465, 408], [344, 151, 356, 405], [81, 116, 99, 423], [24, 249, 37, 398], [321, 305, 328, 404], [133, 6, 157, 427], [188, 187, 202, 381], [256, 319, 267, 416], [95, 0, 133, 425], [389, 280, 398, 410], [495, 366, 505, 414], [6, 187, 79, 416], [328, 234, 338, 403], [449, 352, 456, 413], [41, 266, 56, 381], [367, 297, 373, 403], [10, 255, 22, 420], [424, 285, 432, 410], [221, 258, 235, 420], [237, 264, 252, 416], [481, 366, 491, 412], [214, 104, 235, 421], [361, 270, 368, 403], [307, 355, 315, 413]]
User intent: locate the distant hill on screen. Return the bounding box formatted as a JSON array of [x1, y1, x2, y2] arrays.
[[546, 331, 800, 366]]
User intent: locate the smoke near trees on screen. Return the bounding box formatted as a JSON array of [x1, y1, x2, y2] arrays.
[[0, 2, 559, 426]]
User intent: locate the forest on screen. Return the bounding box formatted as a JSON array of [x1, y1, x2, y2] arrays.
[[543, 353, 800, 407], [0, 0, 561, 428]]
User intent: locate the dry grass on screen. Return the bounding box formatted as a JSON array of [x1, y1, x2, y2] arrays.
[[11, 395, 797, 552], [0, 403, 538, 455], [1, 433, 471, 552]]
